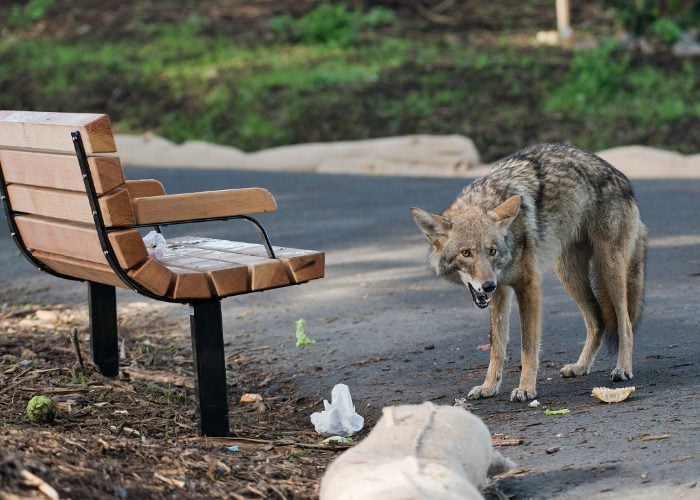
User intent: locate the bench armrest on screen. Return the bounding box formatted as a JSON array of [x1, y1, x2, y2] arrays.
[[131, 188, 277, 225], [125, 179, 166, 198]]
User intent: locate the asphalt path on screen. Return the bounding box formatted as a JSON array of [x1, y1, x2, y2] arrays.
[[1, 167, 698, 498]]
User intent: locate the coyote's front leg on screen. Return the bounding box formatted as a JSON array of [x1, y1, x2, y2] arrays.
[[468, 286, 513, 399], [511, 268, 542, 402]]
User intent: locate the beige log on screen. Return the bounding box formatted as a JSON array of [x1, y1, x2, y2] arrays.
[[0, 111, 116, 153], [0, 150, 124, 194], [321, 403, 513, 500], [32, 251, 128, 288], [123, 179, 166, 198], [14, 215, 146, 268], [7, 185, 135, 227], [131, 188, 277, 224]]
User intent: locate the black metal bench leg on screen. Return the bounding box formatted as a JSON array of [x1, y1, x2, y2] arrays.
[[189, 300, 230, 436], [88, 282, 119, 377]]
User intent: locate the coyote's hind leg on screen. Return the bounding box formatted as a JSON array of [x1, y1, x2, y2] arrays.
[[594, 248, 634, 382], [555, 244, 605, 378]]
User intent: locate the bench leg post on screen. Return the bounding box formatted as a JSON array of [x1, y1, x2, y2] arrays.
[[189, 300, 230, 437], [88, 282, 119, 377]]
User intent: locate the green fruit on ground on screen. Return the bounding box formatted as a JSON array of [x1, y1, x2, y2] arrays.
[[26, 395, 57, 424]]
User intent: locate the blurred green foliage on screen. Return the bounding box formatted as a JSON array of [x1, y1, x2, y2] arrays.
[[7, 0, 54, 28], [269, 3, 396, 46], [545, 39, 699, 150], [649, 17, 683, 43], [0, 2, 698, 160], [605, 0, 700, 37]]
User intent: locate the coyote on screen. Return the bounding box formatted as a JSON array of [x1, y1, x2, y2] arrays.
[[411, 143, 647, 402]]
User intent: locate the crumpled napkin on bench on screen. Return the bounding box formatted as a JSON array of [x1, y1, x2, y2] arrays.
[[311, 383, 364, 437], [143, 230, 167, 260]]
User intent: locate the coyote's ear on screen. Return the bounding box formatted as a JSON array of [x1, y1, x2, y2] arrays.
[[410, 207, 453, 247], [487, 195, 521, 231]]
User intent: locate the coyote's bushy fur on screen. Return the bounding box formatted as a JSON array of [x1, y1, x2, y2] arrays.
[[411, 143, 647, 402]]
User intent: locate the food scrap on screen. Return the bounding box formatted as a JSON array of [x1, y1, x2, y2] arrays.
[[591, 386, 635, 403], [543, 408, 570, 416]]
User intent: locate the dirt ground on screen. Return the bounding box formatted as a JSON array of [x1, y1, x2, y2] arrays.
[[0, 301, 349, 499]]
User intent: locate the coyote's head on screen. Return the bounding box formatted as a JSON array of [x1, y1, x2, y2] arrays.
[[410, 195, 521, 309]]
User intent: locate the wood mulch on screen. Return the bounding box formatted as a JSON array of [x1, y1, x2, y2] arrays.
[[0, 302, 347, 499]]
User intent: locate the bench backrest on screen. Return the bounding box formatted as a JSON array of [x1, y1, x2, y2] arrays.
[[0, 111, 147, 288]]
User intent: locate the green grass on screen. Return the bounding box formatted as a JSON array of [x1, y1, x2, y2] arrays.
[[1, 2, 698, 160], [7, 0, 53, 28], [544, 39, 700, 151]]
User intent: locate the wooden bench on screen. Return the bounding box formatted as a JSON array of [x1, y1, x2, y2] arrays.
[[0, 111, 324, 436]]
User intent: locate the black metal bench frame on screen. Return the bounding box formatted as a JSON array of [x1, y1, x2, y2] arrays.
[[0, 131, 282, 436]]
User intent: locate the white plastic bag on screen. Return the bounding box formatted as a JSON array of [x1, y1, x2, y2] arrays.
[[143, 230, 167, 260], [311, 384, 364, 437]]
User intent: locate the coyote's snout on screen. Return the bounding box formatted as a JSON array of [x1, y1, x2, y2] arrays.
[[468, 282, 494, 309], [411, 144, 647, 402]]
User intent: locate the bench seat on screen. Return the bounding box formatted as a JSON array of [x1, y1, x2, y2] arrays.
[[30, 238, 324, 301]]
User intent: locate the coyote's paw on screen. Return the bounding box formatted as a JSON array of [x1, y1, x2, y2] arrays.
[[510, 387, 537, 402], [610, 367, 633, 382], [560, 363, 588, 378], [467, 384, 499, 400]]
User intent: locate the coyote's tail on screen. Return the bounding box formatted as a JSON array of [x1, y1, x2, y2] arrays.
[[626, 226, 647, 328], [597, 226, 647, 348]]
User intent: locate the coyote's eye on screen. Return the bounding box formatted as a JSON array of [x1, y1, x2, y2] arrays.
[[461, 249, 472, 258], [489, 248, 497, 256]]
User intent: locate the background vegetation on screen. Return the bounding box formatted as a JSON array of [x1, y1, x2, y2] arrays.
[[1, 0, 698, 161]]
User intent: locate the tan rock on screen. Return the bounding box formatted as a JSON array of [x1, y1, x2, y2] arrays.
[[116, 134, 481, 175], [320, 403, 513, 500]]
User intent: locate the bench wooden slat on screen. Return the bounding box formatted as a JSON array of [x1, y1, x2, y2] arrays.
[[163, 241, 291, 291], [32, 251, 129, 288], [16, 216, 105, 263], [247, 261, 290, 291], [124, 179, 166, 198], [158, 247, 249, 297], [7, 185, 135, 227], [211, 244, 324, 283], [108, 230, 148, 269], [166, 267, 214, 300], [127, 258, 174, 297], [99, 188, 136, 227], [14, 215, 146, 268], [131, 188, 277, 225], [0, 111, 116, 153], [8, 185, 93, 224], [170, 237, 324, 283], [0, 150, 125, 194], [165, 244, 289, 291]]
